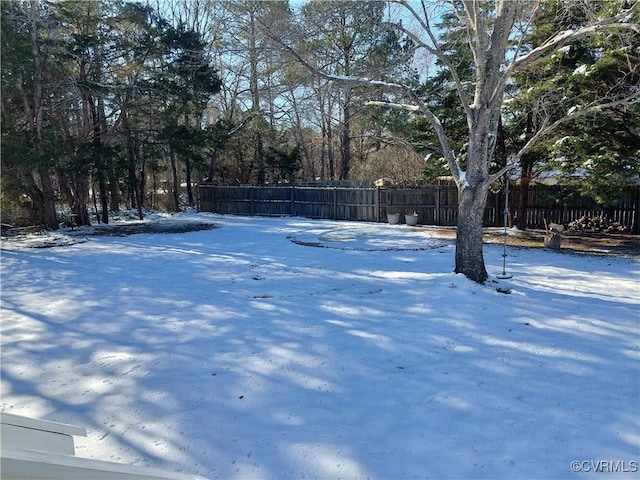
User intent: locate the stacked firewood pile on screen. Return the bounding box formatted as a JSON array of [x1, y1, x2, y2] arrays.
[[567, 215, 628, 233]]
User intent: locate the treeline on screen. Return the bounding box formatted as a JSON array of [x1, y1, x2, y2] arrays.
[[2, 0, 638, 229], [1, 1, 416, 227]]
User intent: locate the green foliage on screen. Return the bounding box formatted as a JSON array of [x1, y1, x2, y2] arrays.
[[159, 25, 222, 108], [2, 0, 638, 221], [265, 144, 302, 183], [398, 9, 473, 185], [301, 1, 393, 76], [160, 123, 207, 168], [549, 124, 640, 205], [1, 2, 34, 100], [506, 0, 640, 205]]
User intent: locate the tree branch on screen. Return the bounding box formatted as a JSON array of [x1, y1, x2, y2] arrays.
[[392, 0, 473, 119], [505, 1, 640, 77], [489, 89, 640, 183], [269, 17, 464, 184], [364, 100, 420, 112], [366, 94, 463, 185]]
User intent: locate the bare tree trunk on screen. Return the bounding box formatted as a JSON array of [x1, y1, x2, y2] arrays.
[[170, 146, 180, 212], [185, 158, 194, 206], [455, 183, 489, 283], [248, 6, 264, 184], [89, 97, 109, 224], [339, 24, 352, 181], [340, 97, 351, 180], [97, 171, 109, 224], [516, 160, 533, 230], [138, 156, 146, 216], [125, 124, 144, 220], [454, 83, 500, 283], [108, 175, 120, 213], [516, 112, 535, 230], [319, 140, 326, 180], [326, 119, 335, 180], [39, 171, 58, 229], [207, 149, 218, 182], [58, 168, 91, 226], [75, 173, 91, 225], [91, 183, 100, 223]]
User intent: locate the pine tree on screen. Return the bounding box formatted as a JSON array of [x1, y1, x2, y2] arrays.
[[508, 0, 640, 220]]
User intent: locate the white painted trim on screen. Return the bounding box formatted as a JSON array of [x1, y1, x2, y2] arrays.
[[1, 423, 77, 455], [0, 412, 87, 437], [1, 446, 208, 480]]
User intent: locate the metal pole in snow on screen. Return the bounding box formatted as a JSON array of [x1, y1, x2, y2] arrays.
[[496, 179, 513, 280]]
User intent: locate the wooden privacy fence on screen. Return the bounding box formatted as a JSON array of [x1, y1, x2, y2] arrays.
[[198, 184, 492, 227], [198, 183, 639, 232], [520, 186, 639, 233]]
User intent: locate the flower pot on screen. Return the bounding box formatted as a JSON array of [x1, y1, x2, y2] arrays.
[[387, 213, 400, 224], [404, 213, 419, 226]]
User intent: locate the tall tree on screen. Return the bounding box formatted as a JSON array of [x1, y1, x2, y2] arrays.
[[300, 0, 413, 180], [112, 2, 169, 219], [508, 0, 640, 213], [286, 0, 639, 283], [1, 0, 59, 229], [55, 1, 100, 223], [159, 24, 221, 208], [214, 1, 290, 184]]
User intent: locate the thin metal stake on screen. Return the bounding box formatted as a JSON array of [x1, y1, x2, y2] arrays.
[[496, 180, 513, 280]]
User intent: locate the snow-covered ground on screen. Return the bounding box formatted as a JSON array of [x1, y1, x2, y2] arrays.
[[1, 213, 638, 479]]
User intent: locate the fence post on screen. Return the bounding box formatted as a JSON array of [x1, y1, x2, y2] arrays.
[[634, 185, 640, 234], [333, 187, 338, 220], [436, 184, 441, 225], [291, 186, 295, 216]]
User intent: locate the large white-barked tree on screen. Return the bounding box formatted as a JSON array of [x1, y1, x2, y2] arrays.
[[391, 0, 639, 282], [285, 0, 639, 283]]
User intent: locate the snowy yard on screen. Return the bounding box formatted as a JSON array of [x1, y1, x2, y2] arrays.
[[1, 213, 638, 479]]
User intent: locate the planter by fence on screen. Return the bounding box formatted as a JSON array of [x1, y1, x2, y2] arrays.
[[387, 213, 400, 224], [405, 213, 419, 226]]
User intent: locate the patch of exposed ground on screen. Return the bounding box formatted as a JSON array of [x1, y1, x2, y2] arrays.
[[416, 226, 639, 258], [85, 221, 218, 236], [0, 221, 218, 250], [483, 229, 640, 258]]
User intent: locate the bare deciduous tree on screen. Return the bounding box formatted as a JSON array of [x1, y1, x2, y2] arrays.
[[280, 0, 640, 283]]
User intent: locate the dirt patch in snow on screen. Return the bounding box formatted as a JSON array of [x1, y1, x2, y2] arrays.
[[0, 221, 218, 250], [420, 226, 639, 257], [85, 222, 218, 236], [482, 229, 640, 258]]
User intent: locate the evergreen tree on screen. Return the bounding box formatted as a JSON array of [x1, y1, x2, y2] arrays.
[[1, 0, 61, 229], [293, 0, 640, 282], [507, 0, 640, 222]]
